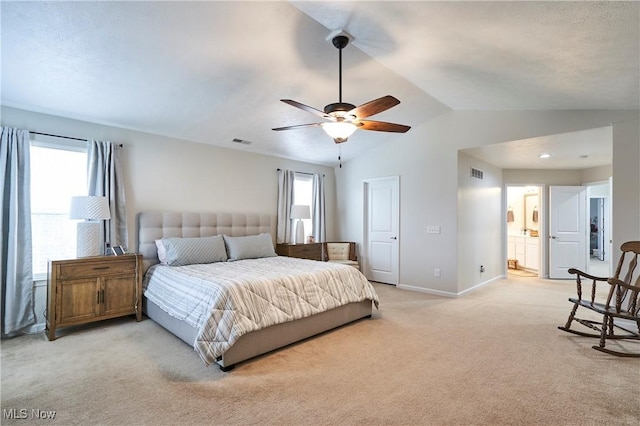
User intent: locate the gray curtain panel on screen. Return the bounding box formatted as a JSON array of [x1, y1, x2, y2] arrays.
[[0, 127, 35, 336], [87, 140, 128, 250], [276, 169, 295, 244], [312, 173, 326, 243]]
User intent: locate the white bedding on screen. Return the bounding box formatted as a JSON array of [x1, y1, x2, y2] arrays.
[[143, 256, 379, 365]]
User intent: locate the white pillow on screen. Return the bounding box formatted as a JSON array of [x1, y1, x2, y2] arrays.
[[161, 235, 228, 266], [155, 239, 167, 264], [223, 233, 276, 261]]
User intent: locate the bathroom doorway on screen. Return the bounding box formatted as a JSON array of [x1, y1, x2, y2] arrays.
[[506, 185, 542, 278]]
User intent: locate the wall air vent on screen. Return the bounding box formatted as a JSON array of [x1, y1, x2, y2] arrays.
[[231, 138, 252, 145], [470, 168, 484, 180]]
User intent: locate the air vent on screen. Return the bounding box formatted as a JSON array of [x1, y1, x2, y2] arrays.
[[231, 138, 252, 145], [470, 168, 484, 180]]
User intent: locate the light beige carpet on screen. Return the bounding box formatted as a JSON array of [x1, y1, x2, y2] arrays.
[[2, 277, 639, 425]]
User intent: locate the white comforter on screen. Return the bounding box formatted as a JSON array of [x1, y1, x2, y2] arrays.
[[143, 256, 379, 365]]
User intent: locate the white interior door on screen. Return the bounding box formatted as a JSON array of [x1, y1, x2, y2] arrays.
[[364, 177, 399, 285], [549, 185, 587, 279]]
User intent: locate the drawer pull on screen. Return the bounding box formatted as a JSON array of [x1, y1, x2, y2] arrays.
[[93, 267, 110, 270]]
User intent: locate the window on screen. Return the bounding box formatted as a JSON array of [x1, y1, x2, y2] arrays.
[[293, 173, 313, 238], [30, 140, 87, 278]]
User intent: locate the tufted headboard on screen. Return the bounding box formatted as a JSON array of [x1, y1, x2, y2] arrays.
[[137, 212, 273, 273]]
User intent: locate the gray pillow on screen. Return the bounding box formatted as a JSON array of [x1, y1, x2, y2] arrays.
[[162, 235, 228, 266], [223, 233, 276, 261]]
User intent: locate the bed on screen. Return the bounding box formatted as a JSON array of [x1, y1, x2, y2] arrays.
[[137, 212, 379, 371]]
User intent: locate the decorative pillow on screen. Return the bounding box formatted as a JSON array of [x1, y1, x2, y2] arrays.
[[155, 239, 167, 264], [161, 235, 228, 266], [223, 233, 276, 261]]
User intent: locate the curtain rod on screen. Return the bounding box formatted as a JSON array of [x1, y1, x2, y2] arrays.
[[30, 131, 87, 141], [277, 168, 324, 177], [30, 131, 123, 147]]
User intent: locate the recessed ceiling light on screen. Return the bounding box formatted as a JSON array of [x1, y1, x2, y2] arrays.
[[539, 153, 551, 159]]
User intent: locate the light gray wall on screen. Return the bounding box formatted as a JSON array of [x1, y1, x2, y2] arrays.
[[581, 165, 612, 184], [503, 169, 581, 185], [457, 152, 503, 294], [335, 109, 638, 296], [611, 119, 640, 251]]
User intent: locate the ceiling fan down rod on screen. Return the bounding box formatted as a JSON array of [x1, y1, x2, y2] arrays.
[[332, 35, 349, 104], [338, 46, 342, 103]]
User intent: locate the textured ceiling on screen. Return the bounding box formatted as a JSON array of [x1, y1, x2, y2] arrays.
[[1, 1, 638, 168], [294, 1, 640, 110]]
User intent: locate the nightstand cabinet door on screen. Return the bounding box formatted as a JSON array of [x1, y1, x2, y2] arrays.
[[57, 278, 101, 324], [102, 274, 137, 317]]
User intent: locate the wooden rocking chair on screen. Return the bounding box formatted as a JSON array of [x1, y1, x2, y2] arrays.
[[558, 241, 640, 357]]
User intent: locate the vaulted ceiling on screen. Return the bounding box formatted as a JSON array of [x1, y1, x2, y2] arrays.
[[2, 1, 638, 168]]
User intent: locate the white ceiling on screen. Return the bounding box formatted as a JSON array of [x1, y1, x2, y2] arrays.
[[2, 1, 638, 168]]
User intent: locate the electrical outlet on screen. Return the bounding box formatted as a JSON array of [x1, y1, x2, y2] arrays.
[[480, 265, 485, 273], [434, 268, 441, 277], [427, 225, 441, 234]]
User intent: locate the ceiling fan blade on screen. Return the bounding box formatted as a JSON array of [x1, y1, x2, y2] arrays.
[[272, 123, 322, 131], [350, 95, 400, 119], [357, 120, 411, 133], [280, 99, 330, 119]]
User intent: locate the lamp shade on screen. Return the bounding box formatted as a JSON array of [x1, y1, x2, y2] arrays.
[[70, 196, 111, 220], [290, 204, 310, 219]]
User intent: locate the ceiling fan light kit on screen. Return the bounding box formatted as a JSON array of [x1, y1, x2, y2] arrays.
[[322, 121, 358, 143], [273, 30, 410, 147]]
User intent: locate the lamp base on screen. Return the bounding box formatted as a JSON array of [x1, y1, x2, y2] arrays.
[[77, 221, 101, 257], [295, 220, 305, 244]]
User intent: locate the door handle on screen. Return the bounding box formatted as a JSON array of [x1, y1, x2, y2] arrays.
[[551, 236, 557, 239], [390, 236, 397, 240]]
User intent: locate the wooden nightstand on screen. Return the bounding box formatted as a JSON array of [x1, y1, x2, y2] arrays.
[[276, 243, 324, 261], [46, 254, 143, 340]]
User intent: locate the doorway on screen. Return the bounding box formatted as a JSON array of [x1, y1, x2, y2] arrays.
[[506, 185, 542, 278], [587, 181, 612, 277]]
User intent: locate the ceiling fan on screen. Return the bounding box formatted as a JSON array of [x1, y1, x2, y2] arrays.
[[272, 32, 411, 144]]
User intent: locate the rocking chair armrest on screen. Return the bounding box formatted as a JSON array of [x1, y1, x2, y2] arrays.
[[568, 268, 608, 282], [607, 277, 638, 292]]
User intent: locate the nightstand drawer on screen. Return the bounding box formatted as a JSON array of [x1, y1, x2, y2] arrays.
[[58, 259, 136, 279], [292, 244, 320, 256], [276, 243, 323, 260]]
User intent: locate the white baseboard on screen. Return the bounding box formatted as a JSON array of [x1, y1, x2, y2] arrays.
[[396, 284, 458, 298], [397, 275, 505, 298]]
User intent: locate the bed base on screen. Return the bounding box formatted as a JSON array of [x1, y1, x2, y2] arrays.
[[145, 298, 373, 371]]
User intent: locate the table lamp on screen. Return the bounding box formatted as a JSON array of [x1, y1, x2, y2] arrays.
[[290, 204, 310, 244], [70, 196, 111, 257]]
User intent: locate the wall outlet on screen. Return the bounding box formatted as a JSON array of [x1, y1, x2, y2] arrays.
[[434, 268, 441, 277], [427, 225, 441, 234], [480, 265, 485, 272]]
